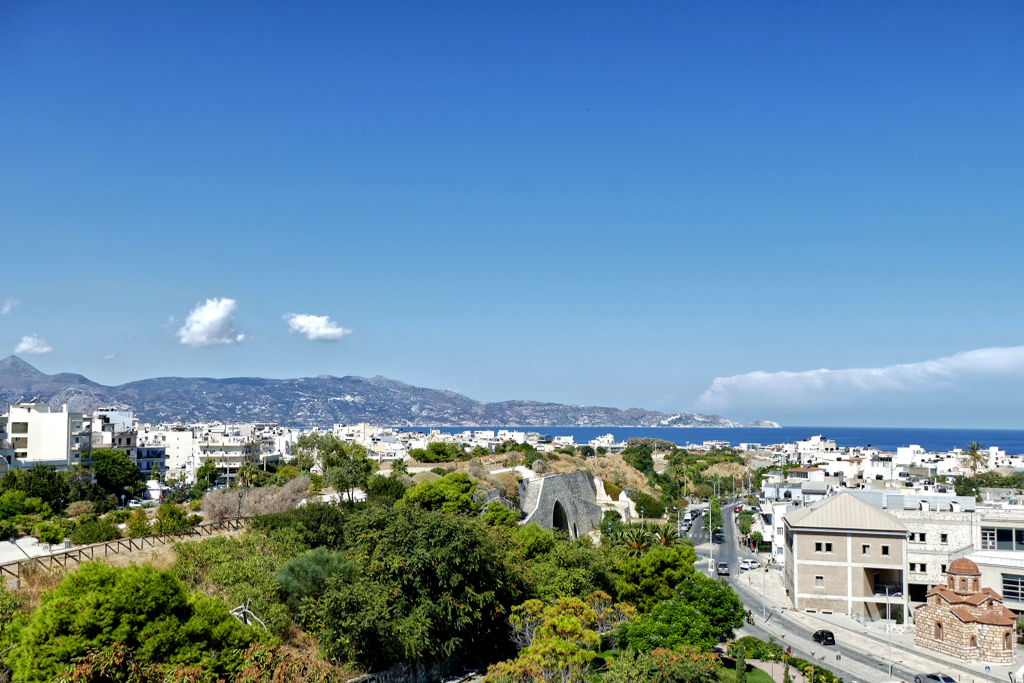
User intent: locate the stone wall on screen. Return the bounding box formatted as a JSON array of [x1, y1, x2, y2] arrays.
[[520, 471, 605, 538], [915, 596, 1015, 664]]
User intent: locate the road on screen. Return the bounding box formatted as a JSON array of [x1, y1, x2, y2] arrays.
[[684, 499, 910, 683]]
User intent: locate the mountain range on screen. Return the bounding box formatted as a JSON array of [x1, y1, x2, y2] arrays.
[[0, 356, 779, 429]]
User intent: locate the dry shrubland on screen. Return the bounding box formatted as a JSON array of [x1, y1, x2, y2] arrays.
[[16, 561, 63, 612], [701, 461, 746, 477], [588, 453, 657, 496], [202, 477, 310, 522], [411, 471, 440, 484]]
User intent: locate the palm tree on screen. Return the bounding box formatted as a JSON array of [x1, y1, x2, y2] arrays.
[[623, 524, 652, 557], [653, 523, 677, 547], [236, 461, 258, 488], [959, 441, 989, 477]]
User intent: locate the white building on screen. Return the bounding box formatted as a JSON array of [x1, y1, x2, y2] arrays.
[[4, 400, 87, 468]]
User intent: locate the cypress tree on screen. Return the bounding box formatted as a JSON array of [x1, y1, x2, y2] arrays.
[[735, 645, 747, 683]]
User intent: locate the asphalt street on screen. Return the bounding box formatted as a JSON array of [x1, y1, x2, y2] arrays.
[[683, 499, 911, 683]]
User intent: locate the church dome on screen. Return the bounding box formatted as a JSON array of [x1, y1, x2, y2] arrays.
[[948, 558, 981, 575]]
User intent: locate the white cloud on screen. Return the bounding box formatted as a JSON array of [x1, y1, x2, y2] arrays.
[[1, 299, 18, 315], [103, 353, 116, 360], [176, 298, 244, 347], [14, 334, 52, 355], [696, 344, 1024, 412], [284, 313, 352, 342]]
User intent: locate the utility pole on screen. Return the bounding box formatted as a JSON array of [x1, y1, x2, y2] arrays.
[[763, 562, 767, 620], [886, 585, 893, 681]]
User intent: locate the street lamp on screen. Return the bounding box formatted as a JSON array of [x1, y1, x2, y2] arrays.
[[237, 490, 244, 520], [710, 525, 722, 573]]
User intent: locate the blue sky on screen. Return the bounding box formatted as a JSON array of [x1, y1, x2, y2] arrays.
[[1, 1, 1022, 427]]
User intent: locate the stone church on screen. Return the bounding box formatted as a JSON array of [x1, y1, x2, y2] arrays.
[[915, 558, 1017, 664]]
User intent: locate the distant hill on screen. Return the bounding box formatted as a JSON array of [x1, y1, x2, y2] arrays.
[[0, 356, 780, 429]]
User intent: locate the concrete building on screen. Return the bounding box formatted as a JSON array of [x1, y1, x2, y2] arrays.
[[783, 493, 909, 620], [4, 400, 87, 468]]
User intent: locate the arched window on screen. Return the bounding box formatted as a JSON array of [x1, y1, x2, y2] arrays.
[[970, 636, 977, 648], [961, 578, 967, 591], [1005, 632, 1013, 650], [974, 579, 980, 591], [935, 623, 943, 641]]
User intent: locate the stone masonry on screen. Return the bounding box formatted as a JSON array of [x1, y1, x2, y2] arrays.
[[914, 558, 1016, 664]]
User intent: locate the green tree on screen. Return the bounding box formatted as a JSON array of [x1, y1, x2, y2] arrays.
[[750, 530, 763, 549], [960, 441, 989, 477], [618, 599, 716, 652], [37, 523, 65, 548], [735, 644, 747, 683], [391, 458, 409, 476], [398, 472, 478, 514], [676, 572, 746, 641], [235, 461, 259, 488], [0, 465, 71, 507], [482, 501, 520, 527], [195, 459, 219, 485], [91, 449, 144, 497], [703, 499, 723, 535], [291, 451, 315, 472], [470, 445, 491, 459], [616, 544, 696, 612], [631, 492, 665, 519], [8, 563, 263, 681], [577, 445, 595, 458]]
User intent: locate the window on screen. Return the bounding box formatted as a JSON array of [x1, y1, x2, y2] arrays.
[[881, 545, 890, 556], [961, 578, 967, 591], [1002, 574, 1024, 603], [941, 564, 947, 573], [815, 576, 824, 587], [920, 563, 927, 572], [910, 563, 917, 572], [862, 544, 870, 555], [998, 528, 1014, 551], [919, 533, 926, 543], [815, 542, 822, 553], [982, 527, 996, 550], [941, 534, 948, 544], [1016, 529, 1024, 551], [935, 622, 943, 641], [970, 636, 977, 648], [1006, 632, 1013, 650], [825, 542, 833, 553]]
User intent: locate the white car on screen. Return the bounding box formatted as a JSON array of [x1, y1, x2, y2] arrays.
[[127, 499, 144, 508], [740, 559, 760, 570]]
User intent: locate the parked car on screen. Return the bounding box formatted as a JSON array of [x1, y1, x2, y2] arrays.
[[914, 675, 956, 683], [127, 499, 143, 508], [811, 630, 835, 646], [716, 562, 730, 576], [740, 559, 759, 570], [734, 506, 742, 513]]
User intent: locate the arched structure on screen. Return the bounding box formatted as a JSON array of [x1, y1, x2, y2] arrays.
[[519, 470, 604, 538]]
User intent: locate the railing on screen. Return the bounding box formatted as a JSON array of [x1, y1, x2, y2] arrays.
[[0, 517, 251, 580]]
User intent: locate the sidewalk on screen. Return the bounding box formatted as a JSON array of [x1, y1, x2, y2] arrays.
[[749, 660, 806, 683], [746, 566, 1013, 683]]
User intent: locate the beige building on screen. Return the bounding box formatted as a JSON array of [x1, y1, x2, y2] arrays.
[[783, 493, 909, 620]]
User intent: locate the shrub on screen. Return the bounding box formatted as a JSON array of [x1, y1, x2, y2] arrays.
[[8, 563, 264, 682], [36, 524, 65, 547], [430, 467, 449, 476], [70, 520, 121, 545], [104, 509, 131, 524], [630, 491, 665, 519], [602, 479, 622, 501], [65, 501, 94, 518], [275, 547, 355, 606], [125, 509, 150, 537], [152, 504, 191, 533], [248, 503, 349, 551], [365, 474, 407, 505], [201, 477, 309, 522]]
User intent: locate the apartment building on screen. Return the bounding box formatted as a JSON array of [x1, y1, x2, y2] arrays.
[[4, 400, 88, 468], [783, 493, 909, 620]]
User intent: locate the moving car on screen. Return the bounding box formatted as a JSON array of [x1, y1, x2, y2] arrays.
[[716, 562, 730, 576], [914, 675, 956, 683], [811, 630, 835, 646], [734, 506, 742, 513]]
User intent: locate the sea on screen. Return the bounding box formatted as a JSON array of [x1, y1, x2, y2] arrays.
[[421, 426, 1024, 455]]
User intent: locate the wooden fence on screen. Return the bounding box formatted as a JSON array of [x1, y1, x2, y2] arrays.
[[0, 517, 251, 580]]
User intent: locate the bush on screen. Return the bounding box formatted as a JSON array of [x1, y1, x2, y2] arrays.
[[7, 563, 264, 682], [430, 467, 449, 476], [275, 546, 355, 606], [70, 520, 121, 545], [630, 491, 665, 518], [365, 473, 407, 505], [602, 479, 622, 501], [248, 502, 349, 551], [65, 501, 94, 518], [104, 509, 131, 524], [201, 477, 309, 522], [125, 509, 150, 537], [152, 504, 192, 533]]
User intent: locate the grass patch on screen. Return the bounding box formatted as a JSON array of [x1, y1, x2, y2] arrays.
[[719, 666, 776, 683]]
